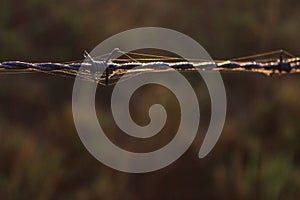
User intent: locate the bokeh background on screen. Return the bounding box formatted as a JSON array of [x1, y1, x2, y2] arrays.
[[1, 0, 300, 199]]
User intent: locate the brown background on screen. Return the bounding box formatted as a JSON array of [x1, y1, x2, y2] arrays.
[[0, 0, 300, 199]]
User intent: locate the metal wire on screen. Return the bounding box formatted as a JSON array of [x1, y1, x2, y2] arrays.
[[0, 50, 299, 86]]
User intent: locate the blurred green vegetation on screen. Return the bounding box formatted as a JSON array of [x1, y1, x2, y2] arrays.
[[1, 0, 300, 199]]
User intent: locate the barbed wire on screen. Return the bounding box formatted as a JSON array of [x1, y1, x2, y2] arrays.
[[0, 50, 299, 85]]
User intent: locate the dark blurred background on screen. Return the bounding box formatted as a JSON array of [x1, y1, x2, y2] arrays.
[[1, 0, 300, 199]]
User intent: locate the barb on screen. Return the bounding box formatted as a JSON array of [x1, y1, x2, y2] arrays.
[[0, 49, 300, 85]]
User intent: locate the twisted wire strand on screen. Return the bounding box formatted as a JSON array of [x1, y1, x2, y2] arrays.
[[0, 51, 300, 85]]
